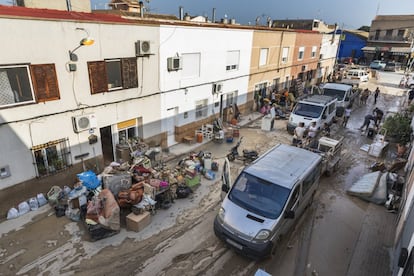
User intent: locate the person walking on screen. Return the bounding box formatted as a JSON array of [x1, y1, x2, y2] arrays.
[[374, 87, 380, 105], [343, 105, 352, 127]]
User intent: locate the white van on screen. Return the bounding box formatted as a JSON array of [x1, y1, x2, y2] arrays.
[[320, 83, 355, 117], [286, 94, 337, 134], [214, 144, 322, 259], [342, 69, 369, 84]]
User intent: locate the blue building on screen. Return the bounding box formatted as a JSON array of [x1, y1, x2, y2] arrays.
[[335, 29, 369, 64]]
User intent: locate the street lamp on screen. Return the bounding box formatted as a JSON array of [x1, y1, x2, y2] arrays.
[[69, 28, 94, 62]]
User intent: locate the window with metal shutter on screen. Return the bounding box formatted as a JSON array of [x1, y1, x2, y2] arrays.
[[30, 64, 60, 102]]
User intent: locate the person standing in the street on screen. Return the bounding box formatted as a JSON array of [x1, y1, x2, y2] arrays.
[[293, 122, 306, 146], [374, 87, 380, 105], [306, 121, 318, 146], [408, 88, 414, 106], [373, 107, 384, 127], [343, 104, 352, 127]]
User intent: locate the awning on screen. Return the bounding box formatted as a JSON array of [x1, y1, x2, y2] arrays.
[[390, 47, 411, 53], [361, 46, 376, 51]]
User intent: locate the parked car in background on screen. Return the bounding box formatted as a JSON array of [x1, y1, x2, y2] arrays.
[[384, 62, 402, 72], [342, 69, 369, 85], [369, 60, 387, 70]]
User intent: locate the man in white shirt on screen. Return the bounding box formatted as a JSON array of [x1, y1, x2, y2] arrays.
[[293, 122, 306, 146]]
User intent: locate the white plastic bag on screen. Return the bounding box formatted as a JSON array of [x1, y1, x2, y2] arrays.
[[7, 207, 19, 220], [29, 197, 39, 211], [37, 193, 48, 207], [18, 201, 30, 215]]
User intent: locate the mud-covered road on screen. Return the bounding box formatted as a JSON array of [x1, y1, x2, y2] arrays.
[[0, 71, 407, 276]]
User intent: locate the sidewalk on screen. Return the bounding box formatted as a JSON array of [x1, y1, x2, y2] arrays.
[[165, 112, 264, 159]]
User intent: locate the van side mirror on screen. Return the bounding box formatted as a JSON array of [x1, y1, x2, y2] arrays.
[[284, 210, 295, 219], [222, 184, 229, 193], [322, 115, 327, 119], [345, 97, 350, 101]]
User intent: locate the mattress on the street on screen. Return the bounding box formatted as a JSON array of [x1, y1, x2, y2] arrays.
[[347, 171, 381, 197]]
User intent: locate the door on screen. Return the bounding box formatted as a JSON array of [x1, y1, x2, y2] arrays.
[[100, 126, 114, 165], [166, 107, 178, 147], [221, 158, 232, 200], [278, 185, 300, 235]]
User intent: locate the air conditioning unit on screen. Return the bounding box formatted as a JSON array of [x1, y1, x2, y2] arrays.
[[72, 113, 98, 133], [167, 57, 182, 71], [212, 82, 223, 94], [135, 40, 152, 56]]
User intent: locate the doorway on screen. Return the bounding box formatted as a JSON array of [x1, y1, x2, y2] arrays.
[[100, 126, 114, 165], [166, 107, 178, 147]]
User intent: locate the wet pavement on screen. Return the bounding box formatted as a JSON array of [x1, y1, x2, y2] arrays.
[[0, 71, 409, 276]]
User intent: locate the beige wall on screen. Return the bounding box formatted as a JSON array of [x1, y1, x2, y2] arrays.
[[247, 29, 296, 109]]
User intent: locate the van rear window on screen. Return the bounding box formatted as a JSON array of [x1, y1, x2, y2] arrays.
[[229, 172, 290, 219]]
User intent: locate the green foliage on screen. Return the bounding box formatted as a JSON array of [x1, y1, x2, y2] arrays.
[[382, 113, 412, 145], [358, 26, 370, 32]]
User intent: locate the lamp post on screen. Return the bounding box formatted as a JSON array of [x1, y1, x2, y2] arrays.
[[69, 28, 94, 62]]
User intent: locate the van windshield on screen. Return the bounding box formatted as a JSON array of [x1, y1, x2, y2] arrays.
[[292, 102, 324, 118], [323, 88, 345, 101], [228, 172, 290, 219]]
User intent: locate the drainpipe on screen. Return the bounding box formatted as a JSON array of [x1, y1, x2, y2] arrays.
[[66, 0, 72, 11]]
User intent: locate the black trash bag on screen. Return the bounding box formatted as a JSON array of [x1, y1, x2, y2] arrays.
[[54, 204, 67, 217], [176, 186, 192, 198]]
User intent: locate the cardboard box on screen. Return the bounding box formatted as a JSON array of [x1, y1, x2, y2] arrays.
[[126, 211, 151, 232], [69, 195, 87, 209]]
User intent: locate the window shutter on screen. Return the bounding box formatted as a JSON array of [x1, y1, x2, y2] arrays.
[[88, 61, 108, 94], [121, 58, 138, 88], [30, 64, 60, 102]]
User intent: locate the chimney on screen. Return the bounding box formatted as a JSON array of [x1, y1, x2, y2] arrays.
[[179, 6, 184, 20], [184, 13, 191, 21], [212, 8, 216, 23], [331, 23, 338, 43], [139, 1, 144, 18], [267, 17, 272, 28]]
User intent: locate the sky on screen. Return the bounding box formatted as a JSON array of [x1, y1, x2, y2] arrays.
[[0, 0, 413, 29]]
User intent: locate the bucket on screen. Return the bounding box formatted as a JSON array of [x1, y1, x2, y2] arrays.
[[197, 133, 203, 143], [204, 158, 212, 170]]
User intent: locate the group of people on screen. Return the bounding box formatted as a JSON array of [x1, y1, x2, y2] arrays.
[[360, 87, 380, 105], [359, 107, 384, 132], [260, 99, 288, 130], [292, 121, 330, 147]]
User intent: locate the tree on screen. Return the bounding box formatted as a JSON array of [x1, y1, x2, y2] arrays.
[[358, 26, 370, 32]]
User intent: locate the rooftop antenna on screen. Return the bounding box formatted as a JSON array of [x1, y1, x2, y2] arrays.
[[376, 2, 380, 15]]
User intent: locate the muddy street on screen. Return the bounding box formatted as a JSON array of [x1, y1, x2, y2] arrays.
[[0, 71, 408, 276]]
